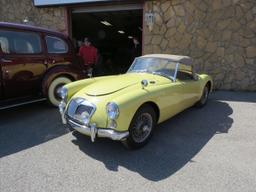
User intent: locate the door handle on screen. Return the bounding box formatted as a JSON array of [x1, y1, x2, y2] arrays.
[[1, 58, 12, 63]]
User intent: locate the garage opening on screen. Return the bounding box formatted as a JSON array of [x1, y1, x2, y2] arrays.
[[71, 4, 143, 76]]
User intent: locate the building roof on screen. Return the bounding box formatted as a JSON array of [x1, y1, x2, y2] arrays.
[[141, 54, 193, 65]]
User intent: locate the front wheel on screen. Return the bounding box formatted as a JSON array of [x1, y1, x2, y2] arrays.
[[122, 105, 156, 149], [47, 76, 72, 107]]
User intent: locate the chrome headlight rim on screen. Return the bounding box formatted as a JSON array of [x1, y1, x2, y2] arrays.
[[106, 102, 119, 120]]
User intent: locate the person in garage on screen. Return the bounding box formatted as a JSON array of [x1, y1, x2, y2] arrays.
[[79, 37, 98, 76]]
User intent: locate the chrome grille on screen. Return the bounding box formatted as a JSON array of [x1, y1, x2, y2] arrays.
[[66, 98, 96, 121]]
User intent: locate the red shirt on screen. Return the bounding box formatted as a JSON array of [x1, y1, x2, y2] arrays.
[[79, 45, 97, 66]]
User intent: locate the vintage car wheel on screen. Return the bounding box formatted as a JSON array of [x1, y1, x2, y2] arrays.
[[196, 85, 209, 108], [47, 76, 72, 107], [123, 105, 156, 149]]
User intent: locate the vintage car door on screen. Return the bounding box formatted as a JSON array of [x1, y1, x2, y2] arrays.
[[157, 81, 190, 122], [175, 71, 201, 107], [156, 77, 200, 122], [0, 29, 47, 99]]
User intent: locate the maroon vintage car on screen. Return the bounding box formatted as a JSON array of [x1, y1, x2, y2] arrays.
[[0, 22, 86, 109]]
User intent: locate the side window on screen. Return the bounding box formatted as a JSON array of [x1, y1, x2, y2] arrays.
[[0, 29, 41, 54], [0, 33, 10, 54], [46, 36, 68, 54], [177, 64, 194, 81], [177, 71, 194, 81]]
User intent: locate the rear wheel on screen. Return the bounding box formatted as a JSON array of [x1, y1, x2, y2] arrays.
[[122, 105, 156, 149], [47, 76, 72, 107], [196, 84, 210, 108]]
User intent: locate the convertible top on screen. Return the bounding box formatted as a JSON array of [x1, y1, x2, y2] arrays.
[[141, 54, 193, 65]]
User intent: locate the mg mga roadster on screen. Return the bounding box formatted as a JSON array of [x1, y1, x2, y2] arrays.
[[59, 54, 213, 149]]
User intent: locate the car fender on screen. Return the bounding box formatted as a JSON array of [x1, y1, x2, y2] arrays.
[[111, 86, 162, 132], [41, 65, 81, 96], [198, 74, 213, 92]]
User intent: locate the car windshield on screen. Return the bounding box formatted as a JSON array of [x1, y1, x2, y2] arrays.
[[127, 57, 177, 80]]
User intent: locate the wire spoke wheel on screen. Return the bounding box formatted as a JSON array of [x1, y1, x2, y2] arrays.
[[131, 113, 153, 143], [122, 104, 156, 149]]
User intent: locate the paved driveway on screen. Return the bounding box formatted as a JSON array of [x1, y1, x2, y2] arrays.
[[0, 91, 256, 192]]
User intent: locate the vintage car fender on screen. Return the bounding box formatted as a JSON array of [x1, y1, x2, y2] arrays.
[[41, 65, 82, 96], [197, 74, 213, 93]]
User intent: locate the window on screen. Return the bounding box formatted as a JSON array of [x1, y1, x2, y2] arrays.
[[0, 30, 41, 54], [0, 36, 10, 54], [46, 36, 68, 54], [177, 64, 194, 81]]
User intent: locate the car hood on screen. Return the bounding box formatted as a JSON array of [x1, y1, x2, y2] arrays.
[[81, 73, 169, 96], [83, 74, 140, 96]]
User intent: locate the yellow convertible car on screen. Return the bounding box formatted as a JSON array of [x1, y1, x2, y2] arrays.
[[59, 54, 213, 149]]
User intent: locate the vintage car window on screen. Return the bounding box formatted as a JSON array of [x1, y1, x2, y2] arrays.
[[0, 30, 42, 54], [128, 57, 177, 80], [46, 36, 68, 54], [176, 64, 194, 81], [0, 36, 10, 54]]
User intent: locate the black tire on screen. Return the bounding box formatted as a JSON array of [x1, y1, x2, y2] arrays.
[[47, 76, 72, 107], [196, 85, 210, 108], [122, 104, 156, 149]]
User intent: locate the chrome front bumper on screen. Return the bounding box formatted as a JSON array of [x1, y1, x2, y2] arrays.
[[67, 119, 129, 142], [59, 102, 129, 142]]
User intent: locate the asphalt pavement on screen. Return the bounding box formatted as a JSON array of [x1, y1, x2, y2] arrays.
[[0, 91, 256, 192]]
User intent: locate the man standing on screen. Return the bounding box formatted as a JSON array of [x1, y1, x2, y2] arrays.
[[79, 37, 98, 76]]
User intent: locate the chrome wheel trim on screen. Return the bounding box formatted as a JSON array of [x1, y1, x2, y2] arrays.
[[131, 113, 153, 143]]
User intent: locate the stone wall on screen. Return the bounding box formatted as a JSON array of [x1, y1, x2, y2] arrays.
[[144, 0, 256, 91], [0, 0, 67, 33]]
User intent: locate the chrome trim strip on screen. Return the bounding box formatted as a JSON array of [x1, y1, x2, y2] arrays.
[[0, 98, 47, 110]]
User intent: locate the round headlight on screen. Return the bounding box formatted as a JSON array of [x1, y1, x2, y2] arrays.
[[106, 102, 119, 120], [58, 87, 68, 100]]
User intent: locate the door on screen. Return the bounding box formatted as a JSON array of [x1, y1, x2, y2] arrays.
[[176, 71, 201, 107], [0, 29, 47, 99], [157, 81, 190, 122]]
